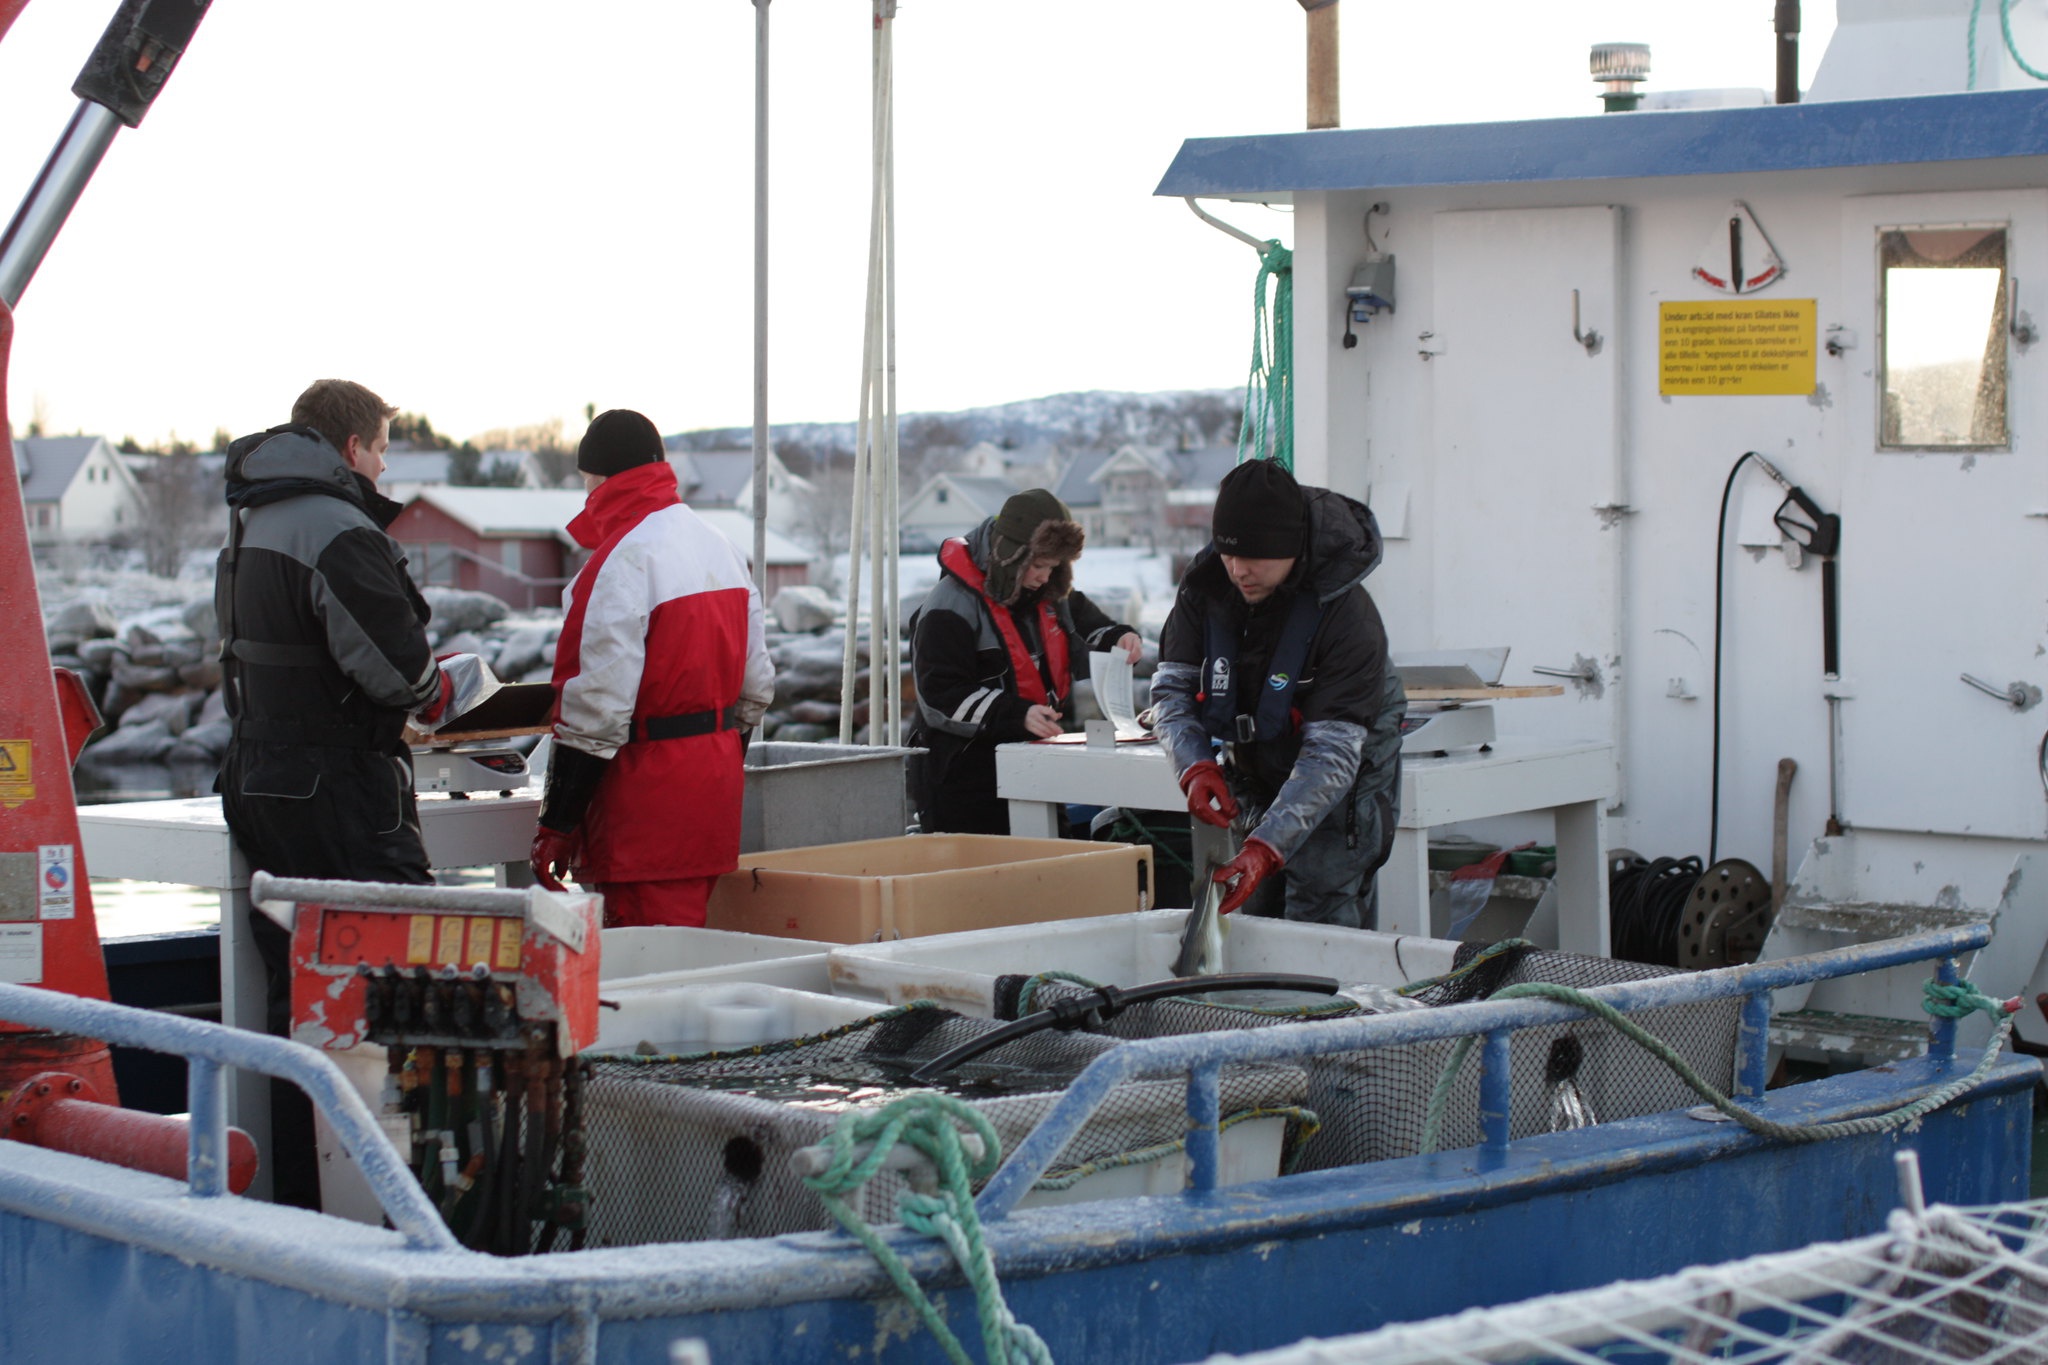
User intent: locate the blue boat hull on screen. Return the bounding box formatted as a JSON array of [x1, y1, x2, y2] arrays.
[[0, 1053, 2032, 1365]]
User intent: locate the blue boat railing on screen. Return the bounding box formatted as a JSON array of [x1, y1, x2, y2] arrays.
[[973, 922, 1992, 1219], [0, 978, 459, 1251], [0, 921, 1993, 1245]]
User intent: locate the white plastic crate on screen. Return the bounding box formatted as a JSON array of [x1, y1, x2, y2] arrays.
[[826, 909, 1466, 1013]]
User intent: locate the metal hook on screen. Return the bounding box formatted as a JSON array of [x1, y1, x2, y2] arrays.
[[2011, 276, 2036, 347], [1572, 289, 1602, 354], [1185, 197, 1274, 254], [1363, 201, 1390, 254]]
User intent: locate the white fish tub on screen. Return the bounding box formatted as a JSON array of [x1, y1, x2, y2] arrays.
[[589, 981, 882, 1055], [826, 910, 1467, 1013], [599, 925, 834, 993]]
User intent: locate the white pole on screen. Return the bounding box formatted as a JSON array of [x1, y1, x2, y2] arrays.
[[750, 0, 771, 628], [881, 14, 902, 747], [868, 15, 892, 749]]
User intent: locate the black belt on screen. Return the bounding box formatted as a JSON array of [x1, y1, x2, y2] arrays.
[[635, 704, 742, 742], [223, 639, 330, 667]]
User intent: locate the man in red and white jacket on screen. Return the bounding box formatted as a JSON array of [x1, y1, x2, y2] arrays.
[[529, 409, 776, 927]]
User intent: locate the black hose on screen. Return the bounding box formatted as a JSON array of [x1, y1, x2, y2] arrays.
[[1610, 855, 1705, 968], [1712, 451, 1763, 864], [908, 973, 1340, 1083]]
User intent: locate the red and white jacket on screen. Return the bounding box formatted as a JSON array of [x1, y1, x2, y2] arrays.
[[551, 463, 776, 882]]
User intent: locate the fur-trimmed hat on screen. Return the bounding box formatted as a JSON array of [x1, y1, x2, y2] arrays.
[[985, 489, 1085, 605]]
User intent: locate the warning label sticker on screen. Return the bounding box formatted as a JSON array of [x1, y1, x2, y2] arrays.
[[1659, 299, 1817, 395], [0, 740, 31, 809], [38, 845, 74, 920], [0, 925, 43, 984]]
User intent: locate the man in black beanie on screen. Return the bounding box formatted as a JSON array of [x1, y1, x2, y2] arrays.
[[530, 408, 776, 926], [1149, 459, 1407, 927], [907, 488, 1140, 834]]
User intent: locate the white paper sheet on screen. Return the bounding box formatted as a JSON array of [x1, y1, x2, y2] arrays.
[[1089, 650, 1147, 739]]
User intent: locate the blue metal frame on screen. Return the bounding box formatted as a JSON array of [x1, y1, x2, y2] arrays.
[[1154, 88, 2048, 200], [975, 922, 1990, 1216], [0, 924, 2023, 1365], [0, 979, 456, 1250]]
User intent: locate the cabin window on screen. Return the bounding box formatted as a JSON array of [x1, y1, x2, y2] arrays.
[[1879, 225, 2009, 449], [409, 541, 456, 586], [500, 540, 523, 577]]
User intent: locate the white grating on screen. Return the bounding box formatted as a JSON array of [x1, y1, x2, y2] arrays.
[[1201, 1153, 2048, 1365]]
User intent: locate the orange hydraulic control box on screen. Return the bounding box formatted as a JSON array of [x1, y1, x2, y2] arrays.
[[273, 877, 603, 1057]]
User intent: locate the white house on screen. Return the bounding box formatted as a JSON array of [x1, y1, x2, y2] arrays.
[[1052, 443, 1236, 551], [897, 472, 1020, 549], [15, 435, 144, 545], [381, 447, 547, 503], [670, 448, 816, 538]]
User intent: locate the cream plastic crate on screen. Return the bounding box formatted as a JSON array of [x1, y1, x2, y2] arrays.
[[600, 925, 834, 992], [589, 981, 883, 1054], [705, 834, 1153, 945], [827, 909, 1466, 1013]]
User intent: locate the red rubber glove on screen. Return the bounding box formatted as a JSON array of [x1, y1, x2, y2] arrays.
[[530, 825, 581, 892], [1214, 838, 1283, 915], [1179, 760, 1239, 828], [416, 669, 457, 725]]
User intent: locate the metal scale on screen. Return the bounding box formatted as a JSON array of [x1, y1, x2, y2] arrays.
[[408, 682, 556, 795], [1393, 648, 1561, 755]]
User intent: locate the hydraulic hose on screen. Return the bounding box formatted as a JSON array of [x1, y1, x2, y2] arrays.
[[908, 973, 1339, 1083]]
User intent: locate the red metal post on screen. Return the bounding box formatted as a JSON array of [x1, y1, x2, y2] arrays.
[[0, 301, 118, 1032]]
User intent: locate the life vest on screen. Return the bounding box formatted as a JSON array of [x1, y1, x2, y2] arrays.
[[1198, 589, 1324, 747], [938, 537, 1071, 707]]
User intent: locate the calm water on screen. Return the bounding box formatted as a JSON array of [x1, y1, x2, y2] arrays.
[[77, 760, 495, 939]]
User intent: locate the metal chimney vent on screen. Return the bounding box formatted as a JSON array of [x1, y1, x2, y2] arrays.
[[1590, 42, 1652, 112]]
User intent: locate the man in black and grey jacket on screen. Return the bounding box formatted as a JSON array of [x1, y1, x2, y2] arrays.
[[213, 380, 452, 1203], [1150, 459, 1406, 928], [908, 489, 1137, 834]]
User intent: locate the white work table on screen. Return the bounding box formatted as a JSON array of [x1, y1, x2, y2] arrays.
[[996, 738, 1615, 957], [76, 792, 541, 1195]]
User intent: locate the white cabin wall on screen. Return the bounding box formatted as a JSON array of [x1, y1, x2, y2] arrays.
[[1313, 154, 2048, 873]]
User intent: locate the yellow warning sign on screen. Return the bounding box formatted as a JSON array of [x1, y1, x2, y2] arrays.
[[1659, 299, 1817, 396], [0, 740, 32, 810]]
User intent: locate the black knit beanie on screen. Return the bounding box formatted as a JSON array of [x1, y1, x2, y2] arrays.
[[577, 409, 666, 477], [1212, 459, 1307, 558]]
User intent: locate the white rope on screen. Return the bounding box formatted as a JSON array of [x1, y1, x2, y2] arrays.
[[842, 0, 901, 746]]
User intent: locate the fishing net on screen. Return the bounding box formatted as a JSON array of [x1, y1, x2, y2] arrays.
[[1200, 1188, 2048, 1364], [994, 941, 1742, 1170], [575, 1003, 1312, 1247]]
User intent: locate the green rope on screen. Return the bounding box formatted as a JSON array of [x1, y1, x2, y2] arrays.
[[1031, 1105, 1323, 1190], [1237, 239, 1294, 472], [1418, 976, 2021, 1155], [1396, 938, 1537, 999], [800, 1092, 1050, 1365], [2000, 0, 2048, 80], [1968, 0, 2048, 86]]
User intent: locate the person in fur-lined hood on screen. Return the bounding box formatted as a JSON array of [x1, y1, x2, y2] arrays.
[[908, 489, 1138, 834]]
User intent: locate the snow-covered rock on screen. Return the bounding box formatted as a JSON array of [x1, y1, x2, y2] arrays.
[[422, 587, 511, 635]]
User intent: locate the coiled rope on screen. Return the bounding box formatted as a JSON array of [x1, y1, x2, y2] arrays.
[[1969, 0, 2048, 87], [1419, 976, 2021, 1154], [799, 1092, 1051, 1365], [1238, 239, 1295, 472]]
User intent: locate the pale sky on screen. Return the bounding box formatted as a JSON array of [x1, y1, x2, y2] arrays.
[[0, 1, 1837, 449]]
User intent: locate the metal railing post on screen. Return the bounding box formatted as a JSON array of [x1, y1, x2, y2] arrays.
[[1186, 1061, 1221, 1191], [186, 1056, 228, 1198], [1737, 990, 1773, 1097], [1479, 1030, 1513, 1152], [1931, 957, 1960, 1063]]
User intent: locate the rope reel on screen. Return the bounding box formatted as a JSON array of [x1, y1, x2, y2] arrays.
[[1608, 848, 1772, 970]]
